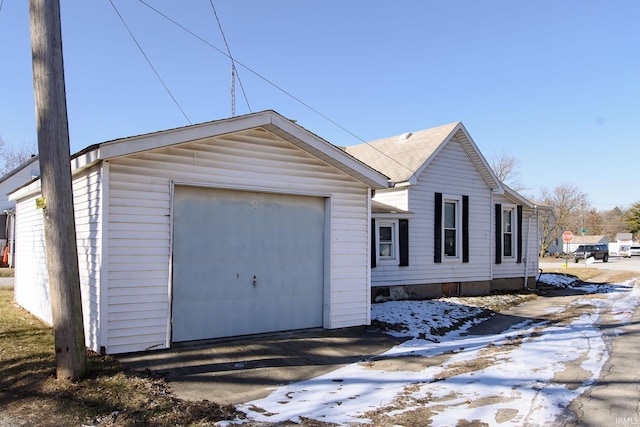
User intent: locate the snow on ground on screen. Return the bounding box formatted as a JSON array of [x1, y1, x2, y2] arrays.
[[223, 273, 640, 426]]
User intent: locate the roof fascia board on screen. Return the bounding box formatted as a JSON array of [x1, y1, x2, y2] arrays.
[[99, 113, 272, 159], [454, 125, 503, 192], [71, 148, 102, 174], [98, 110, 389, 189], [502, 185, 535, 208], [8, 149, 103, 201], [265, 113, 389, 189], [410, 123, 461, 182], [0, 156, 39, 184], [8, 178, 41, 201], [373, 212, 415, 219]]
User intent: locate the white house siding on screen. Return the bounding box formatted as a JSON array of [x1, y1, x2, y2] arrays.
[[371, 137, 493, 288], [72, 166, 103, 352], [491, 193, 539, 287], [104, 128, 372, 354], [13, 167, 104, 353], [373, 187, 409, 211], [0, 157, 39, 212], [14, 192, 50, 324]]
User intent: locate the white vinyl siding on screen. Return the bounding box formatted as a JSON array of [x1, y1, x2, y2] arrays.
[[72, 166, 103, 352], [104, 128, 371, 353], [13, 192, 50, 324], [12, 165, 104, 353], [371, 136, 493, 286], [493, 194, 539, 280], [372, 187, 409, 211]]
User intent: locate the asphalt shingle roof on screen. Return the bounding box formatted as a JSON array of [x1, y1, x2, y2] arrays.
[[345, 122, 460, 183]]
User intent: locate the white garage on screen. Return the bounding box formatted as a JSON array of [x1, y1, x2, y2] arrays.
[[10, 110, 389, 354]]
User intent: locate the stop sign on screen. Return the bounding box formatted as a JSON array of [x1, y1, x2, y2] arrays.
[[562, 231, 574, 242]]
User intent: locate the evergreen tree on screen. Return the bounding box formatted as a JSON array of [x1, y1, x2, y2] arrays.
[[625, 202, 640, 236]]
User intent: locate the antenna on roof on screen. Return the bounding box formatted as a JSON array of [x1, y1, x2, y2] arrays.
[[210, 0, 250, 117], [230, 64, 236, 117]]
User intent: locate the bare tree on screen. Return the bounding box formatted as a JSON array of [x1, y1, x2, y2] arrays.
[[600, 206, 629, 241], [490, 151, 524, 192], [0, 136, 38, 176], [537, 183, 592, 255]]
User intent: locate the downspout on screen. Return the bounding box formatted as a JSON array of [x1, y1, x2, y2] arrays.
[[523, 215, 531, 289], [5, 209, 15, 268]]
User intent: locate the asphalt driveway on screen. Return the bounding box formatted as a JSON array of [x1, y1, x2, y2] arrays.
[[117, 327, 404, 405]]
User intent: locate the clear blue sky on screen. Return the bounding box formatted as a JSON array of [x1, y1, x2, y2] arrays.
[[1, 1, 638, 210]]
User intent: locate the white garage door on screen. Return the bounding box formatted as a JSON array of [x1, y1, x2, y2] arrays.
[[171, 186, 325, 342]]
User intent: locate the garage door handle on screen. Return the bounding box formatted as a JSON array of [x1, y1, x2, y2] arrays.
[[253, 275, 257, 286]]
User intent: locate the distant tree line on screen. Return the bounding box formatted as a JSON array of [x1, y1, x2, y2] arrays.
[[490, 152, 640, 256]]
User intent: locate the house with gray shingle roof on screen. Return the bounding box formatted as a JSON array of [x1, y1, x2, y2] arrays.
[[346, 122, 540, 299]]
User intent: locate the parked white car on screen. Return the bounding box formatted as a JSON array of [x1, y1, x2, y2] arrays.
[[628, 245, 640, 257], [619, 245, 631, 257]]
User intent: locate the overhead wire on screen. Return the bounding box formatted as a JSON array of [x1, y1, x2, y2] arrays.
[[136, 0, 366, 144], [135, 0, 414, 177], [208, 0, 251, 116], [108, 0, 192, 125]]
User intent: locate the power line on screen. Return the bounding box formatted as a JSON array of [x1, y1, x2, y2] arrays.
[[136, 0, 366, 143], [208, 0, 251, 116], [135, 0, 414, 177], [108, 0, 192, 125]]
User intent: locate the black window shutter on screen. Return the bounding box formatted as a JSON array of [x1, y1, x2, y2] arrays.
[[517, 205, 523, 263], [462, 195, 469, 263], [434, 193, 442, 263], [399, 219, 409, 266], [371, 218, 376, 268], [495, 204, 502, 264]]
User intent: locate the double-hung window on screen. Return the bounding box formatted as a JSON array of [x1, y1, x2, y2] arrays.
[[377, 221, 397, 262], [495, 203, 522, 264], [443, 196, 462, 259], [502, 205, 516, 259], [371, 218, 409, 267], [435, 193, 468, 263]]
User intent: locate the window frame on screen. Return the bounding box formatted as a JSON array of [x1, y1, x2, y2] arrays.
[[501, 204, 517, 261], [376, 220, 399, 264], [442, 195, 463, 261]]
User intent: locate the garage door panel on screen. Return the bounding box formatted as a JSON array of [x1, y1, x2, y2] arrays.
[[172, 186, 325, 342]]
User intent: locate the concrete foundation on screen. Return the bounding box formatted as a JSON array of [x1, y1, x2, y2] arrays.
[[372, 276, 537, 302]]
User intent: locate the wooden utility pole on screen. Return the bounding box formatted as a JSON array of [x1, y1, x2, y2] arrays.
[[28, 0, 87, 379]]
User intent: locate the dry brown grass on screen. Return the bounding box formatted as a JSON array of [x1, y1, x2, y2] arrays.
[[0, 286, 241, 426]]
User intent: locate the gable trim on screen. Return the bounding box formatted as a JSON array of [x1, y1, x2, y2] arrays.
[[99, 111, 389, 190]]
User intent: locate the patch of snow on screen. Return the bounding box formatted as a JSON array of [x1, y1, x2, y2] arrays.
[[226, 275, 640, 426]]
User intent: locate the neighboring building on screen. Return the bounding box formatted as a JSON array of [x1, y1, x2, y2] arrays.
[[9, 111, 389, 354], [546, 236, 564, 256], [0, 155, 40, 267], [346, 122, 540, 299], [616, 233, 633, 244]]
